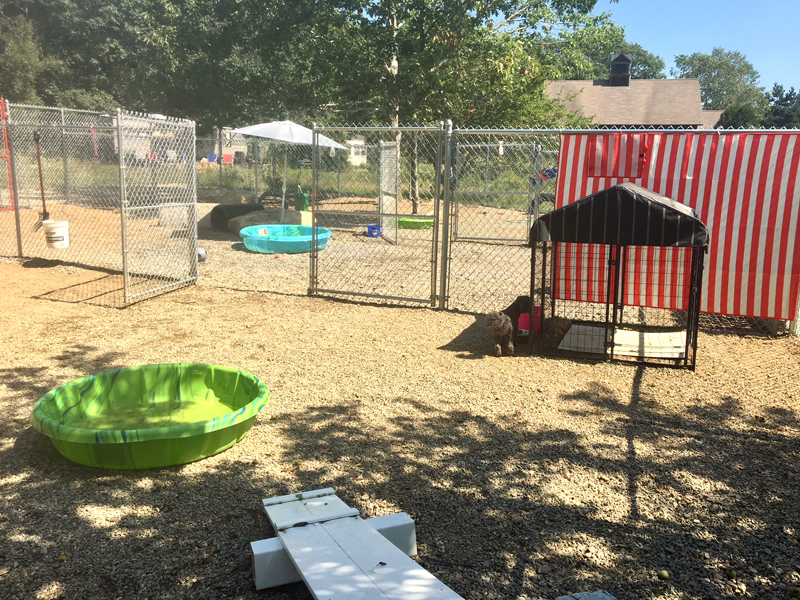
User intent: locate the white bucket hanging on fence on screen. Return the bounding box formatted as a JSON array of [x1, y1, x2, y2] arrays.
[[43, 220, 70, 249]]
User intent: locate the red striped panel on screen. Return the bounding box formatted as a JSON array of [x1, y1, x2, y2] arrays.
[[553, 132, 800, 320]]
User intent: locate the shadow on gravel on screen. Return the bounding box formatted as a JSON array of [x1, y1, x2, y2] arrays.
[[0, 345, 305, 600], [438, 314, 489, 359], [3, 346, 799, 600], [272, 373, 800, 600]]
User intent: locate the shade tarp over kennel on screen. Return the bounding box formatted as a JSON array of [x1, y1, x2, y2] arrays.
[[529, 183, 709, 248]]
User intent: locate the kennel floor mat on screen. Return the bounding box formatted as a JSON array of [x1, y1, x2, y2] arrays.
[[558, 325, 687, 358]]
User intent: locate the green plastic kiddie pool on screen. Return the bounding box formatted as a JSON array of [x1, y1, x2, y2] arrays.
[[30, 363, 270, 469]]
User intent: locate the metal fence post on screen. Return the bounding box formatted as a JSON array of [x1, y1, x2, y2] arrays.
[[216, 127, 222, 194], [4, 100, 23, 258], [254, 141, 259, 198], [60, 107, 70, 201], [309, 124, 318, 296], [117, 108, 130, 305], [429, 121, 444, 306], [438, 120, 453, 309]]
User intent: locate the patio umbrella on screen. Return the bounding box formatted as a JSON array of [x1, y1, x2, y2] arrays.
[[231, 121, 346, 223]]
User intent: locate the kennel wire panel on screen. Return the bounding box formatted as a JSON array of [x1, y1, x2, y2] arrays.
[[442, 130, 560, 313], [532, 241, 701, 368], [0, 102, 197, 307], [309, 125, 444, 305]]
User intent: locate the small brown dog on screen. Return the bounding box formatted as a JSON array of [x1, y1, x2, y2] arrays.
[[485, 295, 532, 356]]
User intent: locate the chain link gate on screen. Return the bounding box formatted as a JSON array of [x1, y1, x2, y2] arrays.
[[0, 101, 197, 307], [440, 128, 560, 313], [309, 125, 444, 305], [118, 111, 197, 305]]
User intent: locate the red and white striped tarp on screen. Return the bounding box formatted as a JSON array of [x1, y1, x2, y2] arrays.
[[553, 132, 800, 320]]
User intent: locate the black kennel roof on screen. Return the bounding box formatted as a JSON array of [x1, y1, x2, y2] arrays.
[[530, 183, 709, 247]]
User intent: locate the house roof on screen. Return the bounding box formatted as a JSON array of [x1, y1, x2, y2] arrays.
[[545, 79, 721, 128], [530, 183, 709, 248]]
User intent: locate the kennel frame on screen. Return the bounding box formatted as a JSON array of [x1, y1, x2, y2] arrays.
[[527, 183, 709, 370]]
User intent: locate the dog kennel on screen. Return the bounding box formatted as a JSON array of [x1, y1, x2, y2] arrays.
[[527, 183, 709, 370]]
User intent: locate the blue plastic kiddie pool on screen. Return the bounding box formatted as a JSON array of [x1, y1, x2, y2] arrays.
[[239, 225, 332, 254]]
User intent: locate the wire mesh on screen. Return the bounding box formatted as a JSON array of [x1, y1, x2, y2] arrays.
[[0, 103, 197, 307], [309, 125, 443, 306], [444, 130, 559, 313], [195, 135, 342, 210], [531, 241, 700, 368], [120, 112, 197, 304]]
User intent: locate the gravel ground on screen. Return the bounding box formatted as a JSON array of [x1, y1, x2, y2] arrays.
[[1, 236, 800, 600]]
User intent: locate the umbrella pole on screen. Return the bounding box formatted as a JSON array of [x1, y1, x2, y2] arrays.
[[280, 149, 287, 224]]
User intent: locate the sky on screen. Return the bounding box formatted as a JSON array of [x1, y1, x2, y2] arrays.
[[593, 0, 800, 91]]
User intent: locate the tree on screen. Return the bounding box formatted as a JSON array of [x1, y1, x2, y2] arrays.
[[0, 16, 45, 104], [761, 84, 800, 129], [671, 47, 767, 126], [621, 42, 665, 79]]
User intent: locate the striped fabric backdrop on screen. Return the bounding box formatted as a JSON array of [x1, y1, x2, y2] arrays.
[[553, 132, 800, 320]]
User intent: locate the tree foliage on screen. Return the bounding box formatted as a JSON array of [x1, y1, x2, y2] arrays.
[[761, 84, 800, 129], [1, 0, 626, 130], [621, 42, 666, 79], [0, 16, 46, 104], [672, 47, 767, 127]]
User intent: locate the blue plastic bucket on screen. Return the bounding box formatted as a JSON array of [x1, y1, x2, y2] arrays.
[[367, 225, 381, 237]]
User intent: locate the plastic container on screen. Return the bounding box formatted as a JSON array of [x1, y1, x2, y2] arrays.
[[239, 224, 332, 254], [398, 217, 434, 230], [29, 363, 270, 469], [294, 191, 310, 211], [518, 306, 543, 336], [367, 225, 382, 237], [43, 220, 70, 249]]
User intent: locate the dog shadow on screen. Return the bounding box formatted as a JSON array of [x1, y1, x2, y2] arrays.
[[438, 315, 488, 359]]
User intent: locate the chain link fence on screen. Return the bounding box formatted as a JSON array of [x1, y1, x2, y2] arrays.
[[309, 125, 444, 305], [305, 123, 797, 337], [443, 129, 560, 313], [195, 135, 349, 212], [0, 101, 197, 307]]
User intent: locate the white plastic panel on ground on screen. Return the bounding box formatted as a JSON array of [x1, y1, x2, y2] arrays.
[[558, 325, 686, 358]]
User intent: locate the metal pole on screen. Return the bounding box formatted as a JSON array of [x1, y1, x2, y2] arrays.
[[60, 108, 69, 202], [280, 151, 287, 224], [309, 125, 318, 296], [5, 103, 24, 258], [311, 123, 318, 211], [531, 144, 541, 228], [438, 120, 453, 309], [529, 241, 537, 354], [149, 120, 157, 190], [484, 134, 491, 198], [452, 140, 460, 240], [117, 108, 130, 305], [430, 122, 444, 307], [217, 127, 222, 195], [254, 141, 259, 199], [188, 121, 198, 281]]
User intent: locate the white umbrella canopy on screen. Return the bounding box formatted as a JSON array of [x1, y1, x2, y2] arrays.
[[230, 120, 346, 149], [230, 121, 346, 223]]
